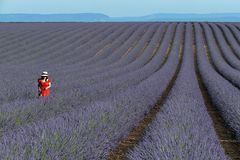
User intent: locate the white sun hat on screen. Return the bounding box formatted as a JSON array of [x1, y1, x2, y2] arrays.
[[41, 71, 48, 76]]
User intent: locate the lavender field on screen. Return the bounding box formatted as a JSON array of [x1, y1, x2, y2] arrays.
[[0, 22, 239, 159]]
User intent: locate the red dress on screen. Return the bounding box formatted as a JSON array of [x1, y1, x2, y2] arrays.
[[38, 79, 52, 97]]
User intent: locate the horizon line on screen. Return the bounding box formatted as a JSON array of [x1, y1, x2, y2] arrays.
[[1, 12, 240, 17]]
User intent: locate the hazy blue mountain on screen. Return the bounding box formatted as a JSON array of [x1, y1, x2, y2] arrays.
[[0, 13, 110, 22], [111, 13, 240, 22], [0, 13, 240, 22]]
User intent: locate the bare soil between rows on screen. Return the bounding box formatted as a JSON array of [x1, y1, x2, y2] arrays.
[[193, 25, 240, 159], [108, 26, 183, 160]]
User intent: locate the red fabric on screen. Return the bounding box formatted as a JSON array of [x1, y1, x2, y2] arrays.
[[38, 79, 52, 97], [41, 89, 50, 97]]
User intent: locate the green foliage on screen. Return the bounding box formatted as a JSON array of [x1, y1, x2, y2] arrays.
[[0, 112, 6, 128], [100, 112, 110, 123], [15, 116, 23, 126]]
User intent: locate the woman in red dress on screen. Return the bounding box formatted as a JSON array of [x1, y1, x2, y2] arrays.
[[38, 71, 52, 97]]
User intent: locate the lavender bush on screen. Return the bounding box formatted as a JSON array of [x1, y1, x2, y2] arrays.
[[0, 23, 184, 159], [128, 23, 228, 160], [201, 23, 240, 89], [209, 23, 240, 70], [0, 22, 237, 159], [195, 23, 240, 139]]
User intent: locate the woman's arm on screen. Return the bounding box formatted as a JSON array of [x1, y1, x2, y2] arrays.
[[46, 82, 51, 90]]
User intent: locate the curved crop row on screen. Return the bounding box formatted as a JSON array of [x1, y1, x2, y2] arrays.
[[11, 25, 101, 65], [0, 22, 239, 159], [201, 23, 240, 89], [0, 23, 184, 160], [225, 24, 240, 45], [209, 23, 240, 70], [66, 23, 149, 68], [127, 23, 227, 160], [195, 23, 240, 139], [0, 24, 156, 103], [217, 23, 240, 60], [0, 24, 170, 132], [4, 24, 119, 65], [51, 23, 156, 76], [54, 24, 140, 67], [0, 25, 84, 61]]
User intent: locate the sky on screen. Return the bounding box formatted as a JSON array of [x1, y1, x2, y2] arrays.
[[0, 0, 240, 17]]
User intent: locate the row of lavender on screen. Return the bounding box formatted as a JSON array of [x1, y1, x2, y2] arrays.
[[199, 23, 240, 138], [0, 22, 173, 159], [128, 23, 228, 159], [1, 24, 183, 159], [0, 23, 147, 102], [0, 22, 161, 116], [128, 22, 240, 159], [3, 22, 239, 105], [0, 23, 162, 127], [0, 22, 240, 159]]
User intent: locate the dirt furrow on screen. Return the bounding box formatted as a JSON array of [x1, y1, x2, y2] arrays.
[[108, 24, 184, 160], [201, 23, 240, 91], [193, 23, 240, 160]]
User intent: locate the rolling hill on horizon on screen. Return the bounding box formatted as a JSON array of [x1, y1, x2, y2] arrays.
[[1, 13, 240, 22], [0, 13, 110, 22]]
